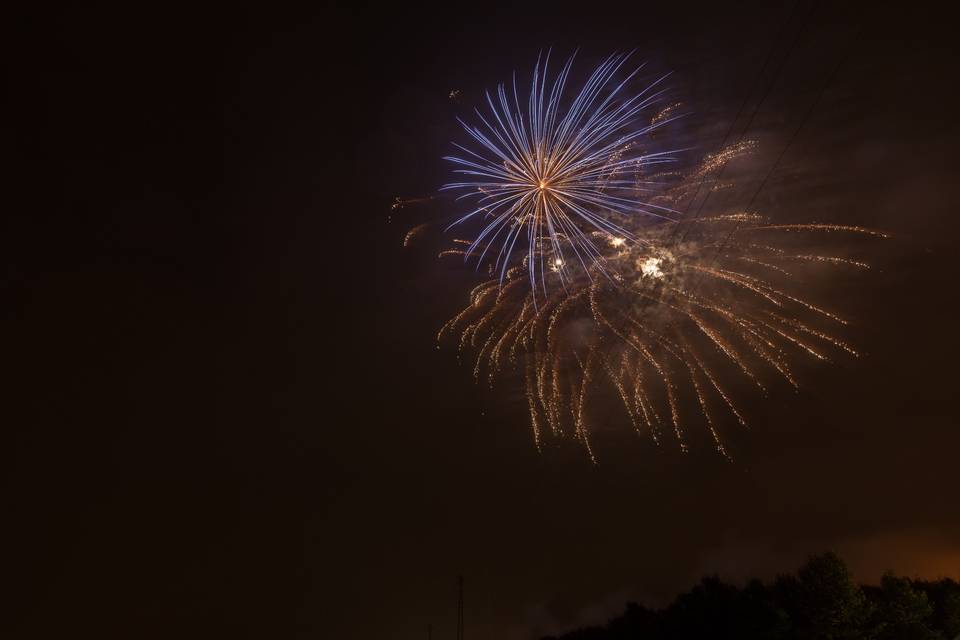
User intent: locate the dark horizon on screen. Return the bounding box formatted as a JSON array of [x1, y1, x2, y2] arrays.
[[6, 3, 959, 638], [541, 552, 960, 639]]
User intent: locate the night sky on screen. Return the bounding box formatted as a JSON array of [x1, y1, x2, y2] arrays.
[[7, 3, 960, 639]]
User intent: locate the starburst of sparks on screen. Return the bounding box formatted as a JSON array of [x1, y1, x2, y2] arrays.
[[415, 53, 885, 462], [442, 51, 684, 302]]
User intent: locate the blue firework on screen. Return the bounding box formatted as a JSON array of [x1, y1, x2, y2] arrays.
[[442, 51, 684, 300]]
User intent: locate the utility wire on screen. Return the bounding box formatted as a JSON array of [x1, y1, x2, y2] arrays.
[[743, 26, 863, 211], [709, 22, 863, 262], [678, 0, 803, 224], [689, 0, 820, 224]]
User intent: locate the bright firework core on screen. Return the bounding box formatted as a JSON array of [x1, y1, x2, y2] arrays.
[[640, 255, 665, 279]]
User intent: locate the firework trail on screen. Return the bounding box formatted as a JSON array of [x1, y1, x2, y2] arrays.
[[424, 54, 884, 461]]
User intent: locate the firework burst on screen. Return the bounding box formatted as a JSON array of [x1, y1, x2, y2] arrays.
[[425, 54, 885, 462], [442, 51, 684, 302]]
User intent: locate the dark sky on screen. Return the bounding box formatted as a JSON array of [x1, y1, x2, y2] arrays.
[[6, 2, 960, 639]]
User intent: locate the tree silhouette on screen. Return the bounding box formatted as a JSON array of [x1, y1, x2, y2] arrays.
[[915, 579, 960, 640], [543, 553, 960, 640], [786, 552, 875, 639], [865, 573, 937, 640]]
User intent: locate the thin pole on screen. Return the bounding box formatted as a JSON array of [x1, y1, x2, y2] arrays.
[[456, 576, 464, 640]]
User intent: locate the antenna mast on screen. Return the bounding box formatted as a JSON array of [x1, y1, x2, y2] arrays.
[[456, 575, 464, 640]]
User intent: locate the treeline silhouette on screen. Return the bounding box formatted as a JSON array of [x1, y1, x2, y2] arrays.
[[543, 553, 960, 640]]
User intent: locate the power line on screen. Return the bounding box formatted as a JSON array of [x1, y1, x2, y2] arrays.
[[689, 0, 820, 223], [678, 0, 803, 224], [743, 26, 863, 211], [706, 21, 862, 264]]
